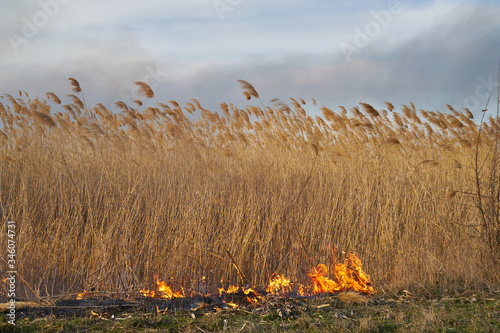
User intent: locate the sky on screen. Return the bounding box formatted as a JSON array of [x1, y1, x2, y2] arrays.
[[0, 0, 499, 117]]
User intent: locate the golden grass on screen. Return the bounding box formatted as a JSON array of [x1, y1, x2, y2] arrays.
[[0, 82, 498, 298], [337, 291, 369, 304]]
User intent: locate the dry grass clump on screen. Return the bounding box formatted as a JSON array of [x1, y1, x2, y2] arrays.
[[0, 80, 498, 299], [337, 291, 369, 304]]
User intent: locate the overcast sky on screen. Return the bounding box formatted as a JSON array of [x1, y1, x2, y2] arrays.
[[1, 0, 499, 117]]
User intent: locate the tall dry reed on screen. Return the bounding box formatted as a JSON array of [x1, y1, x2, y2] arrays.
[[0, 80, 498, 299]]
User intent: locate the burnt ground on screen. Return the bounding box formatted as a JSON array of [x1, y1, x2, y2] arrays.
[[1, 289, 313, 318], [1, 291, 499, 332]]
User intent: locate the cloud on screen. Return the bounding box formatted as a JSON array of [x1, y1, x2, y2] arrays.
[[0, 0, 498, 117]]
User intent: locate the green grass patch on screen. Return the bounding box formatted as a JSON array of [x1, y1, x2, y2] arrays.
[[1, 295, 498, 332]]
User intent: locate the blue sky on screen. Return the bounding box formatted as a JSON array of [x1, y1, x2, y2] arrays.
[[0, 0, 499, 117]]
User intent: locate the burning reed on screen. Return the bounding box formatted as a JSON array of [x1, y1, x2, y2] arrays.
[[0, 80, 499, 300]]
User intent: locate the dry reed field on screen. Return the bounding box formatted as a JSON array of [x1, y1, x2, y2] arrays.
[[0, 78, 499, 302]]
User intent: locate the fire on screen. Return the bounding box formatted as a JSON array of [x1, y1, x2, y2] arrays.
[[140, 275, 184, 299], [218, 285, 257, 296], [76, 290, 88, 300], [218, 284, 262, 305], [218, 285, 239, 296], [141, 251, 375, 302], [298, 284, 305, 296], [307, 264, 342, 293], [266, 274, 292, 295], [223, 301, 238, 309], [242, 287, 257, 295], [245, 296, 258, 304], [307, 252, 375, 295]]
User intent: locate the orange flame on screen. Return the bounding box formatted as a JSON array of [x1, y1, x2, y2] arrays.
[[76, 290, 88, 300], [266, 274, 292, 295], [242, 287, 257, 295], [140, 275, 184, 299], [245, 296, 258, 304], [218, 285, 262, 305], [223, 301, 238, 309], [298, 284, 305, 296], [218, 285, 239, 296], [307, 253, 375, 295], [218, 285, 257, 296]]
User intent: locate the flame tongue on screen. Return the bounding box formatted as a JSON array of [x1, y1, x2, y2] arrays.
[[308, 264, 342, 294], [218, 285, 259, 296], [140, 275, 184, 299], [218, 285, 240, 296], [307, 253, 375, 295], [76, 290, 88, 300], [266, 274, 292, 295]]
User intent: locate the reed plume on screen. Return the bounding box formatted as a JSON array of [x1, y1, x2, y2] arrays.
[[360, 103, 380, 118], [68, 78, 81, 93], [46, 92, 61, 104], [385, 102, 395, 112], [237, 79, 259, 99], [134, 81, 160, 111], [33, 111, 56, 127], [68, 77, 89, 116], [68, 94, 84, 109], [134, 81, 155, 98]]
